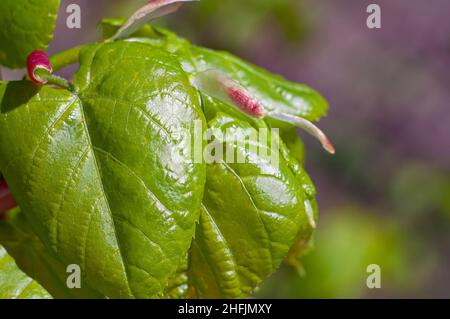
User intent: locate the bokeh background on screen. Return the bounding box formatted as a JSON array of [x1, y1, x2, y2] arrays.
[[4, 0, 450, 298]]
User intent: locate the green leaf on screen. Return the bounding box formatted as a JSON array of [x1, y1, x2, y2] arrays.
[[101, 20, 329, 122], [187, 45, 329, 122], [0, 41, 206, 298], [0, 0, 60, 68], [280, 128, 305, 165], [187, 95, 313, 298], [0, 19, 325, 298], [0, 208, 101, 298], [284, 199, 317, 274], [277, 134, 318, 273], [0, 244, 51, 299], [163, 254, 189, 298]]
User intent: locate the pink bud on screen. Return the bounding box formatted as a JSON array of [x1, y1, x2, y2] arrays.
[[0, 180, 16, 218], [27, 50, 53, 84], [223, 81, 265, 118]]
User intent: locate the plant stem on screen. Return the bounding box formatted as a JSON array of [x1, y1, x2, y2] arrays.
[[34, 68, 74, 90], [49, 45, 85, 72]]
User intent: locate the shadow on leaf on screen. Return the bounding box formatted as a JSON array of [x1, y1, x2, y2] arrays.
[[0, 82, 41, 114]]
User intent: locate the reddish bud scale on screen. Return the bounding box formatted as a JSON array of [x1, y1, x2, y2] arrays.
[[224, 85, 265, 118], [27, 50, 53, 84], [0, 180, 16, 218]]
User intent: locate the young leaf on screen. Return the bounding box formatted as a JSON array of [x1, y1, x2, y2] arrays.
[[187, 96, 313, 298], [102, 18, 159, 41], [0, 41, 206, 298], [104, 20, 328, 296], [188, 45, 329, 123], [0, 14, 328, 299], [191, 69, 334, 154], [110, 0, 198, 41], [269, 112, 335, 154], [101, 20, 329, 122], [0, 0, 60, 68]]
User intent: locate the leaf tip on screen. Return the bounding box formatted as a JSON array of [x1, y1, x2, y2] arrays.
[[268, 112, 335, 155], [305, 200, 317, 229], [321, 134, 335, 155]]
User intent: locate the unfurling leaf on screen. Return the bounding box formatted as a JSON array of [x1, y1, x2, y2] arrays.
[[110, 0, 198, 41]]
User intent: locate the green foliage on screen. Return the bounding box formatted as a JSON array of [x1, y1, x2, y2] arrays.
[[0, 41, 205, 298], [0, 3, 329, 299], [187, 96, 315, 298], [0, 208, 101, 298], [0, 0, 60, 68], [0, 244, 51, 299]]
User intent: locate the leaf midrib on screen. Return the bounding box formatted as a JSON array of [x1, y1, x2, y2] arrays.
[[73, 93, 135, 298]]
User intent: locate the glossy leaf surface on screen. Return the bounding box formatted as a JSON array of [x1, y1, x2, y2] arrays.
[[0, 41, 206, 298], [102, 20, 329, 122], [187, 96, 314, 298], [0, 208, 101, 298], [0, 19, 327, 298]]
